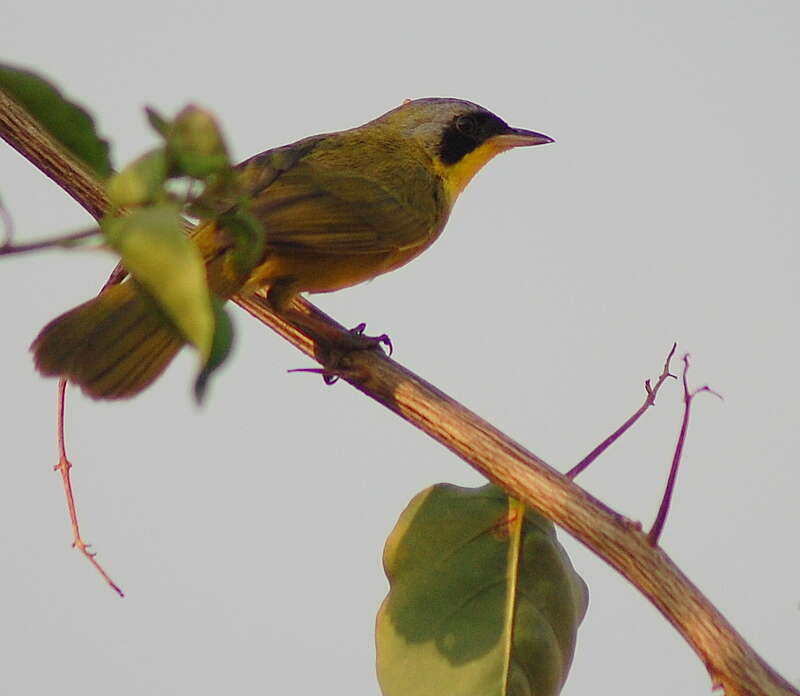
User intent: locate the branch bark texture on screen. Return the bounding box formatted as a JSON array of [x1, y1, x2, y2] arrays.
[[1, 89, 795, 696]]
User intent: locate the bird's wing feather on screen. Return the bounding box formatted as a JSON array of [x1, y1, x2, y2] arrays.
[[190, 137, 322, 215], [249, 158, 441, 255]]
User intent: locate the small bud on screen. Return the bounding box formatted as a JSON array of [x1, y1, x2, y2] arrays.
[[168, 105, 230, 177]]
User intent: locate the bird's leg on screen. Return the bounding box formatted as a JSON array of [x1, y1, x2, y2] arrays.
[[266, 281, 392, 377]]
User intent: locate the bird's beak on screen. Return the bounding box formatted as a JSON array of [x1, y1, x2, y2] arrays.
[[492, 127, 554, 150]]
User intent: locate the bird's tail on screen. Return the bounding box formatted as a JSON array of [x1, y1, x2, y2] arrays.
[[31, 281, 184, 400]]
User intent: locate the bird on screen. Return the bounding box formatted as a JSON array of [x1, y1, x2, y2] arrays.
[[31, 97, 553, 399]]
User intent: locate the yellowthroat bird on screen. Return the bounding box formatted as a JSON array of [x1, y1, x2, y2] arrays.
[[32, 98, 552, 399]]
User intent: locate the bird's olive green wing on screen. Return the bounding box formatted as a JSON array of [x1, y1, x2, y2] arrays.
[[190, 136, 324, 216], [249, 157, 446, 255]]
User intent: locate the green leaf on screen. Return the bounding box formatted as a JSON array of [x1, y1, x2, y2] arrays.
[[0, 63, 112, 178], [194, 296, 234, 403], [106, 148, 168, 208], [377, 483, 588, 696], [102, 204, 214, 358], [218, 207, 267, 278]]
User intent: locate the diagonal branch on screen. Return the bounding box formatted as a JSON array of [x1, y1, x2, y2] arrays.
[[1, 88, 796, 696]]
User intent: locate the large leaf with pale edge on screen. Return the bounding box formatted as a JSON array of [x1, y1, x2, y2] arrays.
[[102, 204, 214, 360], [377, 483, 588, 696], [0, 64, 112, 178]]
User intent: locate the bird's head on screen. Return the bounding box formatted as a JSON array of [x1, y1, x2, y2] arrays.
[[375, 97, 553, 201]]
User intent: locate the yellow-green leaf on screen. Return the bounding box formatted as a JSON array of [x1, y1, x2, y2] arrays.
[[0, 63, 112, 178], [106, 148, 168, 208], [377, 483, 588, 696], [102, 204, 214, 358]]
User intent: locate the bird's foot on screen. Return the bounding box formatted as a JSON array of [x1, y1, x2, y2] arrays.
[[289, 323, 393, 385]]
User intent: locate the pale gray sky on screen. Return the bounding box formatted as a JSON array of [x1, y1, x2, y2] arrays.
[[1, 1, 798, 694]]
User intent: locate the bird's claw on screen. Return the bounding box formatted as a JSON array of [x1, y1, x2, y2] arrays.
[[348, 323, 393, 356]]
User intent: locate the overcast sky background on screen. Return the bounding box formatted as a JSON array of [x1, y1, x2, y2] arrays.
[[1, 2, 798, 694]]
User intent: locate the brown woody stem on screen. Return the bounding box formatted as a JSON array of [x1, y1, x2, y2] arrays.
[[1, 87, 796, 696]]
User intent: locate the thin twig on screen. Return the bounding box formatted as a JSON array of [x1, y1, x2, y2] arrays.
[[2, 87, 797, 696], [566, 343, 677, 479], [55, 379, 124, 597], [0, 226, 101, 256], [648, 355, 722, 545], [0, 196, 14, 247]]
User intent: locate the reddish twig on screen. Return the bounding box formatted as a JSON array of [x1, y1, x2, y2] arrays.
[[648, 354, 722, 545], [0, 226, 100, 256], [566, 343, 677, 479], [0, 196, 13, 247], [54, 378, 124, 597]]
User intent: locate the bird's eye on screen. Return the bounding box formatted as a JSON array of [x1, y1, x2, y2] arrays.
[[456, 115, 478, 137]]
